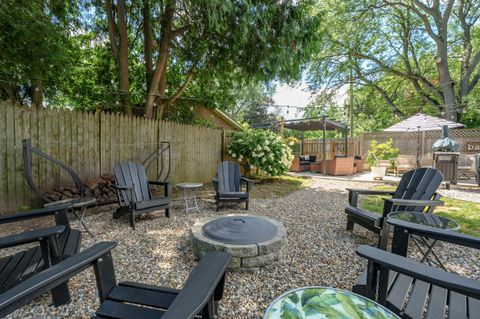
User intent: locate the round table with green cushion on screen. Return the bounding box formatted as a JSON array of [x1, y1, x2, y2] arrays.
[[264, 286, 399, 319]]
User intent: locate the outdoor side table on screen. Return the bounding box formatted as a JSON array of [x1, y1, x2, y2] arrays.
[[264, 286, 399, 319], [45, 197, 97, 238], [387, 212, 460, 270], [176, 183, 203, 213]]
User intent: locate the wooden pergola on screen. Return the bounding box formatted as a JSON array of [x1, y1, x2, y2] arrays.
[[282, 116, 349, 175]]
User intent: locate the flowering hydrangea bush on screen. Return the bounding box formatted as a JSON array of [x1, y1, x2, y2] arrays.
[[227, 129, 294, 177]]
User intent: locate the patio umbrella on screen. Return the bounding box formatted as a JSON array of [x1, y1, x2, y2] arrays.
[[383, 113, 464, 167]]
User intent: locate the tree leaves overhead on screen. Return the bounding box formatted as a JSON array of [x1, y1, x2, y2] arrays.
[[306, 0, 480, 126], [0, 0, 322, 124], [0, 0, 78, 105]]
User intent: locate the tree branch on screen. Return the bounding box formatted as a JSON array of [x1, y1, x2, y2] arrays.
[[165, 65, 196, 105]]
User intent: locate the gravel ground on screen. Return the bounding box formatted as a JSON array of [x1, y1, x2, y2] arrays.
[[5, 178, 480, 319], [438, 185, 480, 203]]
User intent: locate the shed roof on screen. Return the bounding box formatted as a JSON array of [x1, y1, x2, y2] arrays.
[[384, 113, 464, 132], [283, 117, 346, 131]]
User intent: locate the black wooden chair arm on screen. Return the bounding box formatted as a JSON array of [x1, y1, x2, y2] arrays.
[[0, 241, 117, 318], [148, 181, 170, 197], [347, 189, 395, 207], [0, 205, 70, 225], [356, 245, 480, 300], [384, 198, 444, 207], [212, 178, 219, 192], [0, 226, 65, 250], [347, 189, 395, 196], [387, 219, 480, 250], [162, 252, 231, 319], [241, 178, 254, 192]]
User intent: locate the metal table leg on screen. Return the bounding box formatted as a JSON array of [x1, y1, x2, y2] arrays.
[[412, 235, 446, 270], [192, 187, 200, 213], [72, 205, 95, 238]]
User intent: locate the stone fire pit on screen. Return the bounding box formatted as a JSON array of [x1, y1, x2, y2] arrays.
[[190, 215, 287, 272]]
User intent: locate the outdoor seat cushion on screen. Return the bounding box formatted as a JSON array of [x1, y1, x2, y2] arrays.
[[218, 191, 249, 199], [134, 197, 170, 211], [300, 161, 311, 165]]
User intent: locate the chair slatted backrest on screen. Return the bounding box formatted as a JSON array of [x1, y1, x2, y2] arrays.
[[113, 161, 152, 206], [216, 161, 241, 193], [389, 168, 444, 213]]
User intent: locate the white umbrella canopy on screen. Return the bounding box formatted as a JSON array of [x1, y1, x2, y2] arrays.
[[384, 113, 464, 168], [384, 113, 465, 132]]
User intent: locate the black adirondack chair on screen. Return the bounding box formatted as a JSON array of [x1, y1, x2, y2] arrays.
[[0, 241, 231, 319], [113, 161, 171, 229], [345, 168, 444, 235], [213, 161, 254, 211], [355, 221, 480, 318], [0, 205, 81, 307]]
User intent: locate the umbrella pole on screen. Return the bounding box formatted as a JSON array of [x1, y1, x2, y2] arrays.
[[416, 127, 421, 168]]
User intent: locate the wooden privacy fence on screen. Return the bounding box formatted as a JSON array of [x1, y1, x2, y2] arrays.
[[301, 129, 480, 168], [0, 101, 223, 212], [359, 129, 480, 167]]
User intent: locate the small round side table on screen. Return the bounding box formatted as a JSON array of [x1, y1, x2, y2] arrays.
[[264, 286, 399, 319], [45, 196, 97, 238], [176, 183, 203, 213]]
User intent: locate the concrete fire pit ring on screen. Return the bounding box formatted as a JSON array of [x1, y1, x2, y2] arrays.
[[190, 214, 287, 272]]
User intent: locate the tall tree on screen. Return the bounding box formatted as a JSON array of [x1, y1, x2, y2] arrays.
[[143, 0, 321, 119], [0, 0, 77, 106], [106, 0, 131, 114], [308, 0, 480, 122]]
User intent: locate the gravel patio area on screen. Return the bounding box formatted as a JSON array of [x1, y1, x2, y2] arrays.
[[5, 178, 480, 319]]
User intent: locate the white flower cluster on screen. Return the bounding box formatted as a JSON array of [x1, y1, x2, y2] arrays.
[[226, 129, 294, 177]]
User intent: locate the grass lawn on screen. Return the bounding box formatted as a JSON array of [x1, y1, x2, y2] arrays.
[[359, 185, 480, 237], [172, 175, 311, 202], [251, 175, 311, 199]]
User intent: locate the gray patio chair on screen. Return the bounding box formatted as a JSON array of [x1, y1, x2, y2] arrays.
[[345, 168, 444, 236], [113, 161, 170, 229], [355, 221, 480, 318], [213, 161, 253, 211], [0, 241, 231, 319]]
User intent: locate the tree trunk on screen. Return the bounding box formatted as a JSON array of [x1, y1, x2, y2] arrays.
[[157, 61, 168, 119], [106, 0, 130, 115], [143, 0, 153, 93], [117, 0, 131, 114], [145, 0, 176, 119], [435, 42, 457, 121], [32, 79, 43, 107]]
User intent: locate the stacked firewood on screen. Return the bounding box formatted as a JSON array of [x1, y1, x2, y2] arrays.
[[45, 173, 118, 204]]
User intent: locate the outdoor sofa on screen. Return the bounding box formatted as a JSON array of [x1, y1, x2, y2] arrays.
[[290, 155, 318, 172], [314, 156, 355, 175]]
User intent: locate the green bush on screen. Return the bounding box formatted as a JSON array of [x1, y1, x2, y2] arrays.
[[227, 129, 293, 177], [366, 139, 400, 167]]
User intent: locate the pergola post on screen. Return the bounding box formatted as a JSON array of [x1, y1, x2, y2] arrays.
[[322, 115, 327, 176], [345, 126, 349, 157], [301, 132, 304, 155], [280, 117, 284, 137]]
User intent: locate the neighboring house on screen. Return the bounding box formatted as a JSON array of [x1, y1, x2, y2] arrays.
[[194, 105, 244, 131]]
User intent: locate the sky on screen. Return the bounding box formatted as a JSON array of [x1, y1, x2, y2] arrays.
[[272, 83, 349, 120], [272, 83, 313, 119]]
